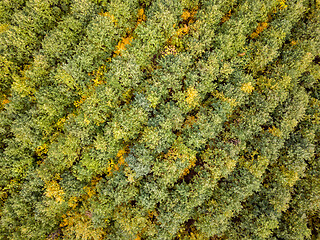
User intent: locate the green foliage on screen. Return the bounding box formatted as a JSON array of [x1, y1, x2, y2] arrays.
[[0, 0, 319, 239]]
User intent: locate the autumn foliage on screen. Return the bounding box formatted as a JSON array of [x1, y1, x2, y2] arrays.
[[0, 0, 319, 239]]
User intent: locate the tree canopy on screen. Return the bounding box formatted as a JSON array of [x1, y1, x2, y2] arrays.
[[0, 0, 319, 239]]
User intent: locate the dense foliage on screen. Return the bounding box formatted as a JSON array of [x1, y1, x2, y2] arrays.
[[0, 0, 319, 239]]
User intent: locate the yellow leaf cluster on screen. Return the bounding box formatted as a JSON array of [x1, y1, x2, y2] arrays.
[[122, 89, 133, 104], [181, 158, 196, 177], [84, 118, 90, 126], [55, 117, 66, 129], [280, 166, 299, 187], [0, 24, 9, 33], [95, 119, 106, 126], [68, 196, 79, 209], [45, 180, 65, 203], [105, 159, 115, 176], [91, 176, 102, 186], [82, 176, 101, 200], [169, 7, 198, 45], [291, 40, 297, 46], [241, 82, 255, 94], [238, 151, 268, 178], [74, 95, 87, 108], [185, 87, 199, 107], [176, 24, 190, 37], [36, 143, 48, 157], [60, 212, 74, 228], [124, 167, 136, 183], [268, 126, 282, 137], [256, 76, 278, 93], [181, 11, 191, 21], [271, 0, 288, 14], [148, 210, 158, 219], [113, 8, 146, 56], [278, 0, 288, 10], [83, 186, 96, 199], [89, 65, 106, 86], [164, 141, 197, 177], [60, 211, 104, 239], [0, 189, 8, 201]]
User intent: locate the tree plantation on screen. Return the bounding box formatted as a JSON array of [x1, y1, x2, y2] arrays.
[[0, 0, 319, 239]]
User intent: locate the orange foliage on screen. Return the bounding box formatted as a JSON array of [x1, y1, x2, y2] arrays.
[[181, 7, 198, 23], [175, 7, 198, 38], [0, 94, 10, 110], [137, 8, 146, 25], [166, 7, 198, 46], [74, 95, 87, 108], [291, 40, 297, 46], [221, 10, 232, 24], [115, 146, 128, 170], [183, 115, 197, 128], [181, 11, 191, 21], [114, 36, 133, 56], [181, 158, 196, 177], [176, 24, 190, 36], [104, 146, 129, 176], [82, 176, 102, 200], [2, 98, 9, 105], [250, 22, 268, 39], [113, 8, 146, 56]]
